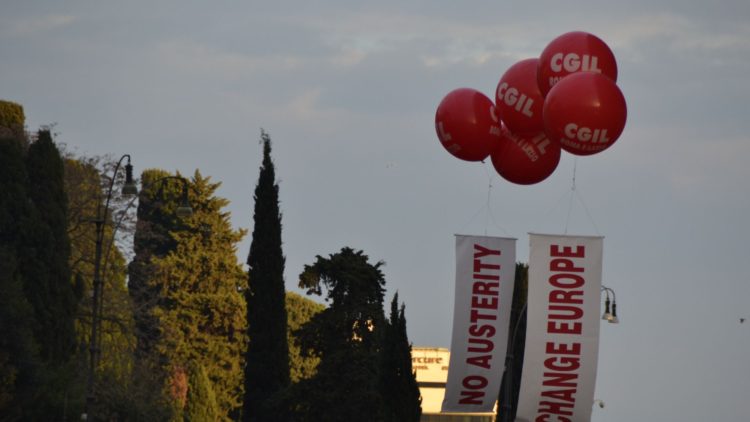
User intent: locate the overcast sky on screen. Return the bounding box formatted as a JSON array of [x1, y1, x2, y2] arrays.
[[3, 1, 750, 420]]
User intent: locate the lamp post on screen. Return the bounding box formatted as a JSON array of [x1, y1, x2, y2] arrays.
[[83, 154, 137, 420], [500, 285, 621, 422], [82, 159, 193, 420]]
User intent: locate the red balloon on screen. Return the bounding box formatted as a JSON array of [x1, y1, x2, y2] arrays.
[[543, 72, 627, 156], [495, 58, 545, 135], [538, 31, 618, 96], [490, 124, 561, 185], [435, 88, 500, 162]]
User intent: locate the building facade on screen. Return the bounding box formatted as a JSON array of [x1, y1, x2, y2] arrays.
[[412, 347, 496, 422]]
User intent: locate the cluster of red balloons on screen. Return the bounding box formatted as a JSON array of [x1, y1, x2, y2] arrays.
[[435, 31, 627, 185]]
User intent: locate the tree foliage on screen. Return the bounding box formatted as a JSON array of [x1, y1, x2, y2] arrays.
[[293, 247, 387, 422], [0, 100, 24, 140], [380, 293, 422, 422], [63, 155, 135, 349], [243, 130, 291, 422], [497, 262, 529, 422], [286, 292, 325, 383], [185, 362, 220, 422], [129, 169, 181, 361], [130, 169, 248, 420], [0, 126, 81, 419], [0, 127, 42, 419], [61, 153, 138, 417], [23, 129, 77, 363]]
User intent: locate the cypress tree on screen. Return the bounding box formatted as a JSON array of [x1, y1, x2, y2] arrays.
[[0, 120, 42, 419], [497, 262, 529, 422], [21, 130, 79, 419], [22, 129, 77, 362], [381, 293, 422, 422], [243, 130, 291, 421]]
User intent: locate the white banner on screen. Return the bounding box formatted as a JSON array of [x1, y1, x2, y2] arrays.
[[442, 235, 516, 413], [515, 234, 603, 422]]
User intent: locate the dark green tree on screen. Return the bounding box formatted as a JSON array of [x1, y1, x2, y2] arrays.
[[23, 129, 77, 363], [0, 120, 42, 419], [130, 169, 247, 419], [497, 262, 529, 422], [243, 131, 291, 422], [184, 362, 220, 422], [10, 129, 79, 419], [381, 293, 422, 422], [129, 169, 181, 362], [293, 247, 387, 422], [0, 252, 39, 420]]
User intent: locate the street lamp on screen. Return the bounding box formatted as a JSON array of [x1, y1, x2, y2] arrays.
[[601, 285, 619, 324], [82, 158, 193, 420]]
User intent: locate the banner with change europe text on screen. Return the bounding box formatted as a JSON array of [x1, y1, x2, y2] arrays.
[[515, 233, 603, 422]]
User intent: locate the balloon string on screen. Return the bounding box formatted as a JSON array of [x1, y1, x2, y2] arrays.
[[564, 159, 577, 234], [564, 158, 601, 236], [461, 162, 509, 236], [484, 163, 510, 237], [484, 163, 492, 236], [575, 185, 601, 236]]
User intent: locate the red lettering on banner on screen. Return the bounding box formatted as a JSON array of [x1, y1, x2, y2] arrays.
[[543, 372, 578, 388], [471, 292, 498, 309], [549, 289, 583, 305], [459, 390, 484, 405], [474, 244, 502, 258], [549, 274, 584, 288], [468, 338, 494, 354], [459, 375, 488, 404], [544, 356, 580, 372], [548, 318, 582, 335], [546, 341, 581, 355], [461, 243, 503, 405], [549, 304, 584, 320], [473, 281, 499, 294], [550, 258, 583, 273], [474, 259, 500, 273], [537, 245, 587, 420], [466, 354, 492, 369], [537, 400, 574, 417], [536, 413, 572, 422], [550, 244, 585, 257], [468, 323, 495, 338], [542, 388, 576, 403]]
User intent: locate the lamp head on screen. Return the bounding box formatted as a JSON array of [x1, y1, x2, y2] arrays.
[[175, 183, 193, 218], [601, 295, 612, 321], [608, 302, 619, 324], [122, 162, 138, 196], [175, 204, 193, 219]]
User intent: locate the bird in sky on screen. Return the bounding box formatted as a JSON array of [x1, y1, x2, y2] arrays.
[[741, 318, 745, 324]]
